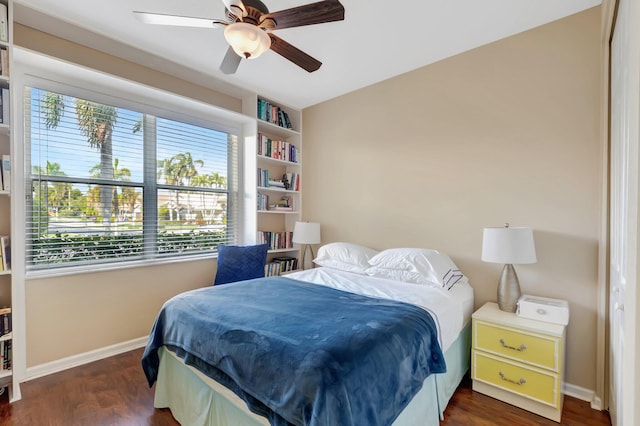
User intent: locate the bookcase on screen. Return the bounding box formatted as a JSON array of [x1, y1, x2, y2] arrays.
[[0, 0, 15, 401], [254, 96, 302, 274]]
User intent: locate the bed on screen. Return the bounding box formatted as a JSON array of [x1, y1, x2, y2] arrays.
[[142, 245, 474, 426]]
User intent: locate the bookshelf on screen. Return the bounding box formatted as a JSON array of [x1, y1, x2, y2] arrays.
[[254, 96, 302, 275], [0, 0, 15, 401]]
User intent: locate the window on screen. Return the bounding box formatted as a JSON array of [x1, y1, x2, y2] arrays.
[[25, 87, 239, 271]]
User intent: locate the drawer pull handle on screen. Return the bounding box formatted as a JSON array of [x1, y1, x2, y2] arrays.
[[499, 371, 526, 385], [500, 339, 527, 352]]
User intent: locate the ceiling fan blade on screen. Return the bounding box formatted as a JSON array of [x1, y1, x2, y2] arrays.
[[261, 0, 344, 30], [220, 46, 242, 74], [268, 34, 321, 73], [133, 11, 227, 28], [221, 0, 246, 20]]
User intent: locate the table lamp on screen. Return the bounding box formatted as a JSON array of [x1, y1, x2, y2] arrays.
[[292, 221, 321, 270], [481, 223, 537, 312]]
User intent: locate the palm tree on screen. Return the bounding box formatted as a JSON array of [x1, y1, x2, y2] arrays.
[[157, 157, 180, 221], [90, 158, 131, 221], [32, 161, 66, 214], [120, 187, 140, 221], [42, 92, 118, 228], [157, 152, 204, 221], [209, 171, 227, 189], [190, 172, 228, 224], [32, 161, 66, 232], [174, 152, 204, 187]]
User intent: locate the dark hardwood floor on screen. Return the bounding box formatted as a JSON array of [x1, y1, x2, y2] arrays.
[[0, 348, 611, 425]]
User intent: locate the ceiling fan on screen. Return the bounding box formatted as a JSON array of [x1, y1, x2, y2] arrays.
[[133, 0, 345, 75]]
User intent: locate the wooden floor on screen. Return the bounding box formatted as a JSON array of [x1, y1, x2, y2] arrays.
[[0, 348, 611, 426]]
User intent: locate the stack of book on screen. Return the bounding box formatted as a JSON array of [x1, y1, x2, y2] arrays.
[[257, 193, 269, 211], [0, 89, 8, 125], [0, 155, 9, 191], [0, 235, 10, 271], [257, 133, 299, 163], [257, 168, 292, 190], [257, 231, 293, 250], [0, 307, 10, 338], [0, 339, 11, 371], [0, 48, 8, 77], [0, 307, 11, 371], [264, 257, 299, 276], [284, 172, 300, 192], [269, 196, 293, 212], [257, 99, 292, 129]]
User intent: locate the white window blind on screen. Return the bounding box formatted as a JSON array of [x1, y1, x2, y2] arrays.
[[25, 86, 239, 270]]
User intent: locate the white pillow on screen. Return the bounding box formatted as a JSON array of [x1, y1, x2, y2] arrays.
[[367, 248, 468, 290], [365, 267, 435, 285], [313, 242, 379, 274]]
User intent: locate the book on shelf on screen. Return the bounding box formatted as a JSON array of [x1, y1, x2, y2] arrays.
[[264, 262, 279, 277], [0, 48, 7, 77], [0, 4, 7, 43], [257, 133, 299, 163], [0, 306, 12, 372], [1, 154, 9, 191], [0, 236, 9, 271], [257, 231, 293, 250], [257, 192, 269, 211], [258, 168, 296, 191], [0, 307, 11, 338], [285, 172, 300, 191], [257, 98, 292, 129], [0, 338, 11, 371], [264, 256, 298, 276], [268, 195, 293, 211], [1, 88, 8, 124], [267, 179, 286, 188], [273, 256, 298, 273]]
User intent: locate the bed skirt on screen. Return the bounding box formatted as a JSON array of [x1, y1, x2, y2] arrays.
[[153, 321, 471, 426]]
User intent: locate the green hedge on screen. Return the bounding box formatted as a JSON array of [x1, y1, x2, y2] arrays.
[[31, 230, 227, 265]]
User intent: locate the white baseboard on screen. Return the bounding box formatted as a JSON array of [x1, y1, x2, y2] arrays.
[[24, 336, 148, 382], [564, 382, 603, 410]]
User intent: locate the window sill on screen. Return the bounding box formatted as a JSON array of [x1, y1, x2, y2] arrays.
[[25, 252, 218, 280]]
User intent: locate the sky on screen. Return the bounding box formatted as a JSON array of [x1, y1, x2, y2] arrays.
[[28, 87, 232, 184]]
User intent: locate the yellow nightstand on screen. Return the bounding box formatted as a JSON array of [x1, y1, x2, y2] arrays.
[[471, 302, 566, 422]]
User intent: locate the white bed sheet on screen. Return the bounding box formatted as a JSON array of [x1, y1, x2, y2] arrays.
[[284, 267, 474, 352]]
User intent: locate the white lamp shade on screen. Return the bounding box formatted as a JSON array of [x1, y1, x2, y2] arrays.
[[224, 23, 271, 59], [482, 226, 537, 264], [292, 222, 321, 245]]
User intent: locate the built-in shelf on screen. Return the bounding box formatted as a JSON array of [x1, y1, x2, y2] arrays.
[[255, 96, 302, 277], [258, 210, 299, 215], [257, 186, 299, 194]]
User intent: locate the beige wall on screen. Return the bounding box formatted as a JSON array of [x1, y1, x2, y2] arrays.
[[302, 7, 602, 391], [26, 260, 216, 366]]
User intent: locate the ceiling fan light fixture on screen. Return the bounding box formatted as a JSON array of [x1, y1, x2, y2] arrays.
[[224, 22, 271, 59]]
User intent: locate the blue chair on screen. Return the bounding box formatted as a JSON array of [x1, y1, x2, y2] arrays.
[[214, 244, 269, 285]]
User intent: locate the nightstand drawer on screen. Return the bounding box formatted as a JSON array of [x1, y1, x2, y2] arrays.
[[473, 351, 560, 407], [474, 321, 560, 371]]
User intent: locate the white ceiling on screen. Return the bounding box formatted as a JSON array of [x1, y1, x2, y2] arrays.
[[13, 0, 600, 109]]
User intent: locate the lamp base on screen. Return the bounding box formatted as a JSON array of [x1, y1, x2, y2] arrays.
[[497, 264, 521, 313], [300, 244, 316, 270]]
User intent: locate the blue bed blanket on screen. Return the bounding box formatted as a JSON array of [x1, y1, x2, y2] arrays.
[[141, 277, 445, 426]]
